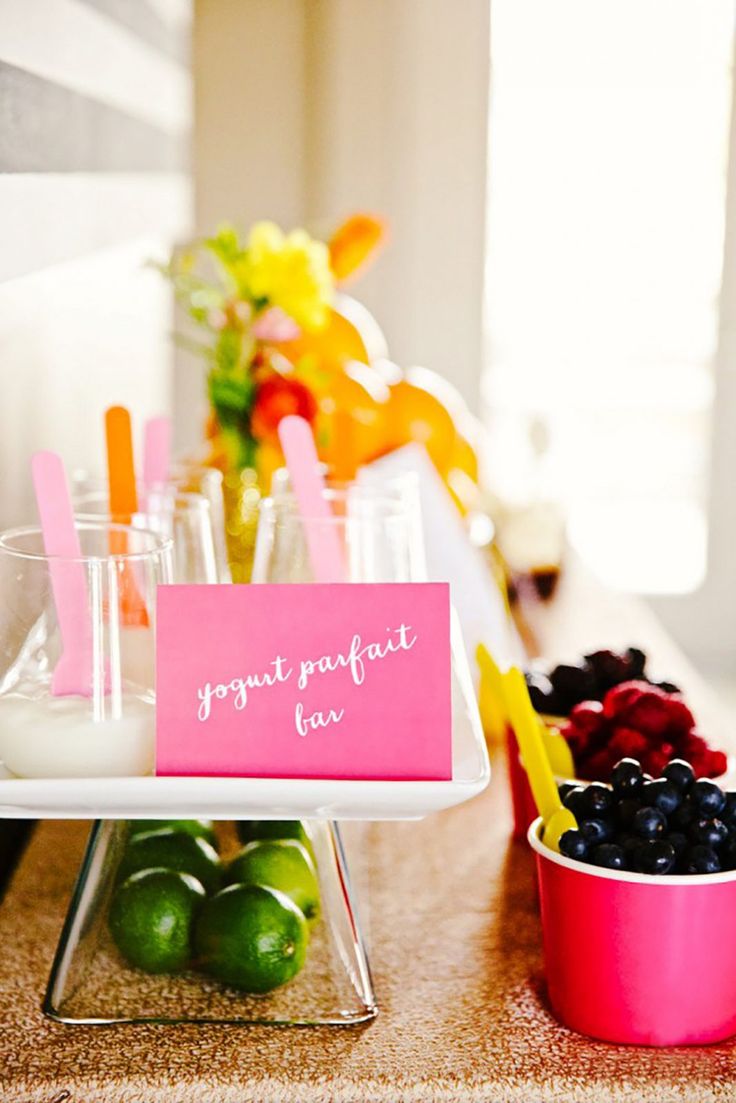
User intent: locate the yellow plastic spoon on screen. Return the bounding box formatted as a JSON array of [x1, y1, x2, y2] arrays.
[[502, 666, 577, 851], [478, 643, 576, 778], [476, 643, 508, 743], [541, 721, 576, 780]]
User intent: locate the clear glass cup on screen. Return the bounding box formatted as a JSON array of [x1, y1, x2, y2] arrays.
[[268, 468, 427, 582], [73, 465, 230, 582], [0, 522, 173, 778], [167, 462, 230, 582], [253, 488, 426, 584], [73, 488, 221, 584], [44, 819, 376, 1026]]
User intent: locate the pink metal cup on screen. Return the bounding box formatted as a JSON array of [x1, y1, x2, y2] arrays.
[[529, 817, 736, 1045]]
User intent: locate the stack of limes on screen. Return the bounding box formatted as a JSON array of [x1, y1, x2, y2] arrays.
[[108, 819, 319, 993]]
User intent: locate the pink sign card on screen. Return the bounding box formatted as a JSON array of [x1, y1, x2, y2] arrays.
[[155, 582, 452, 781]]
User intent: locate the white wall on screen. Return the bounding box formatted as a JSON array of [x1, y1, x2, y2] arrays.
[[0, 0, 191, 527], [303, 0, 491, 412], [182, 0, 491, 451]]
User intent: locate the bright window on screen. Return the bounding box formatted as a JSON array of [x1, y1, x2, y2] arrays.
[[484, 0, 734, 593]]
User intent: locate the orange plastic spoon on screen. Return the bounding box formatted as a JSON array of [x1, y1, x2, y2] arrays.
[[105, 406, 148, 626]]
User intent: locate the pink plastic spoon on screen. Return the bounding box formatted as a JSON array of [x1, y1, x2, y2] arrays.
[[143, 415, 171, 491], [277, 416, 346, 583], [31, 451, 93, 696]]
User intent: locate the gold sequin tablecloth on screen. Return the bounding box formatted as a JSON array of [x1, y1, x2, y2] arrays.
[[1, 564, 735, 1102]]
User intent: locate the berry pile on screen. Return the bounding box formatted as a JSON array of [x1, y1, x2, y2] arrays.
[[560, 681, 726, 781], [559, 758, 736, 875], [525, 647, 678, 716]]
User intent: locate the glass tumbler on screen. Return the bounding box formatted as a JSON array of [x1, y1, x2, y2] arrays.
[[253, 487, 426, 584], [73, 465, 230, 582], [73, 487, 221, 584], [0, 522, 173, 778], [167, 462, 230, 582]]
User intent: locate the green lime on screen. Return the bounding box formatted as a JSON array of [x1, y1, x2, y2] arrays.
[[117, 828, 221, 893], [194, 883, 308, 992], [128, 819, 218, 849], [224, 839, 320, 923], [109, 868, 205, 974], [236, 820, 313, 855]]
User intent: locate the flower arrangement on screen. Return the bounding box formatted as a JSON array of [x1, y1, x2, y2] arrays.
[[163, 215, 385, 477], [162, 212, 482, 579]]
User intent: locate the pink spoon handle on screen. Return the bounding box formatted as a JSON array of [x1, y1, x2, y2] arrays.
[[277, 416, 346, 583], [31, 451, 93, 696], [143, 416, 171, 491]]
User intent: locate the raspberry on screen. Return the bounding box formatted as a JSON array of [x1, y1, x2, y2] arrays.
[[659, 695, 695, 736], [560, 721, 588, 756], [644, 747, 671, 779], [608, 726, 649, 760], [578, 748, 617, 781], [602, 681, 649, 720], [624, 691, 673, 738], [707, 750, 728, 778], [682, 732, 709, 758], [569, 700, 605, 736]]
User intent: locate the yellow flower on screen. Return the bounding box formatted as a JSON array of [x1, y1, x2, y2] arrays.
[[246, 221, 333, 332]]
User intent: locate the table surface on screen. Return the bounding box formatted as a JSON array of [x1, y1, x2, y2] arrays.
[[2, 563, 736, 1103]]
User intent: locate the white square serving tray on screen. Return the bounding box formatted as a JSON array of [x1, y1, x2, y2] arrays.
[[0, 616, 490, 821]]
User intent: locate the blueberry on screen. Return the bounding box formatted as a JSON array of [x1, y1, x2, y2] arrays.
[[616, 798, 643, 829], [581, 782, 615, 819], [722, 792, 736, 825], [617, 834, 642, 868], [691, 779, 726, 818], [633, 840, 676, 876], [559, 829, 588, 861], [549, 662, 598, 706], [683, 845, 721, 874], [611, 758, 644, 797], [584, 650, 632, 691], [652, 679, 680, 694], [662, 759, 695, 794], [590, 844, 626, 870], [665, 831, 688, 858], [640, 779, 681, 816], [720, 836, 736, 870], [632, 806, 666, 840], [690, 818, 729, 850], [558, 782, 577, 804], [579, 818, 614, 846], [563, 786, 588, 819], [670, 800, 696, 831], [624, 647, 647, 679], [525, 671, 560, 714]]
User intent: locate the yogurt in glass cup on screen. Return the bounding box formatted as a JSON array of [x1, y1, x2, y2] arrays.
[[0, 521, 173, 778]]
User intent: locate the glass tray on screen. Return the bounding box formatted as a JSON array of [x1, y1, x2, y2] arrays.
[[43, 819, 377, 1026]]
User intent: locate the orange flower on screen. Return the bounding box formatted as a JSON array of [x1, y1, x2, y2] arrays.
[[328, 214, 386, 284], [251, 374, 318, 444]]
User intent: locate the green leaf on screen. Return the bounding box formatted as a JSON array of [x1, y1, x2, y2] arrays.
[[205, 224, 251, 296], [205, 223, 242, 265], [207, 369, 255, 427], [213, 328, 242, 374]]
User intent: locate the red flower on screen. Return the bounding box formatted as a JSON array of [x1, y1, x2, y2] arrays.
[[251, 374, 318, 443]]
